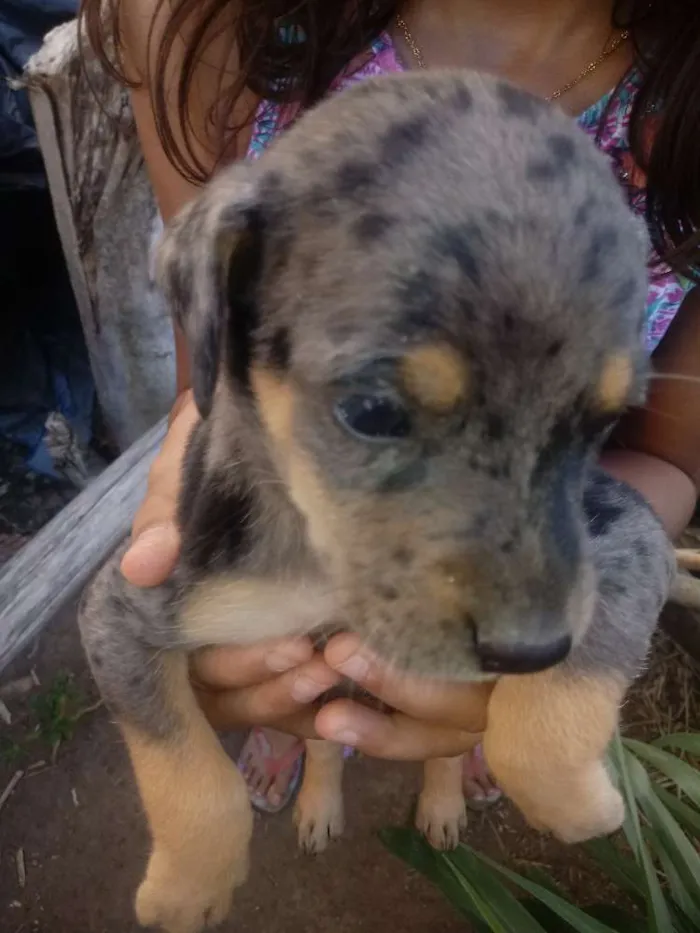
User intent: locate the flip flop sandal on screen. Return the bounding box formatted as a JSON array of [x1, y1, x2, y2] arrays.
[[240, 728, 306, 815], [464, 743, 503, 812]]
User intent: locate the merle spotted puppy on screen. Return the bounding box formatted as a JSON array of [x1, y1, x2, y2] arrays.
[[79, 70, 675, 933]]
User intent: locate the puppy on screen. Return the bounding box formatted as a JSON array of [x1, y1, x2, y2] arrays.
[[79, 70, 675, 933]]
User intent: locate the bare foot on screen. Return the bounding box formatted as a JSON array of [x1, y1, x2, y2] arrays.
[[238, 727, 304, 813], [463, 744, 502, 810]]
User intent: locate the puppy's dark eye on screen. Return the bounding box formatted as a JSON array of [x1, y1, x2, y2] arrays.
[[334, 394, 412, 441]]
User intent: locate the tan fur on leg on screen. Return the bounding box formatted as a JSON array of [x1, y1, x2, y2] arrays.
[[483, 669, 625, 844], [294, 739, 345, 854], [122, 654, 253, 933], [417, 754, 474, 850]]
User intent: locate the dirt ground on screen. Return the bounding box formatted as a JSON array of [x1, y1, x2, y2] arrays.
[[1, 599, 699, 933]]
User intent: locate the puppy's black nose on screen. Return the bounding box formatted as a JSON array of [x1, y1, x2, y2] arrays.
[[474, 634, 572, 675]]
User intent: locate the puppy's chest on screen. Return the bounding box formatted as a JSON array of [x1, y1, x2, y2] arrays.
[[178, 572, 341, 648]]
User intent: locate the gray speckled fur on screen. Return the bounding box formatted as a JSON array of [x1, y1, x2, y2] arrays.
[[79, 70, 674, 743]]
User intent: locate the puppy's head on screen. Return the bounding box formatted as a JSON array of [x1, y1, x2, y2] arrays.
[[158, 71, 650, 681]]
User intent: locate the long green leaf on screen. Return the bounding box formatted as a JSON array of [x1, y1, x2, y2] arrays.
[[611, 735, 674, 933], [624, 739, 700, 809], [381, 828, 549, 933], [582, 905, 647, 931], [627, 760, 700, 915], [653, 785, 700, 839], [652, 733, 700, 758], [443, 851, 549, 933], [460, 849, 620, 933], [583, 837, 646, 901], [379, 828, 482, 924], [445, 848, 554, 933], [646, 827, 700, 928]]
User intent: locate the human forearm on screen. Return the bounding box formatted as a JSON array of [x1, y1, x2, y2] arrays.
[[599, 449, 697, 540]]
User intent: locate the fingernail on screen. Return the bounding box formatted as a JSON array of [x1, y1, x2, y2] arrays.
[[331, 729, 359, 746], [266, 647, 309, 673], [292, 676, 328, 703], [129, 525, 174, 554], [336, 654, 369, 682]]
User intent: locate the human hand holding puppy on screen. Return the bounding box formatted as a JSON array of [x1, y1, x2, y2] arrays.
[[192, 633, 492, 759]]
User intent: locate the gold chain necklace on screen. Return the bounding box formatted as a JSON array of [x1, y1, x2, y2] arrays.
[[395, 14, 629, 102]]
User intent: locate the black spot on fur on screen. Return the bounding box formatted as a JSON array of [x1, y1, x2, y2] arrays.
[[581, 227, 619, 283], [584, 478, 625, 537], [376, 584, 399, 601], [546, 459, 583, 570], [451, 86, 474, 111], [612, 277, 638, 309], [267, 326, 291, 370], [526, 134, 577, 183], [225, 220, 265, 395], [574, 203, 593, 227], [545, 339, 564, 358], [335, 161, 376, 197], [259, 169, 284, 200], [497, 82, 541, 119], [182, 477, 255, 573], [547, 133, 577, 165], [177, 421, 211, 531], [485, 413, 505, 441], [393, 546, 414, 567], [380, 115, 430, 166], [396, 269, 441, 330], [354, 212, 396, 241], [91, 653, 104, 668], [431, 225, 481, 284]]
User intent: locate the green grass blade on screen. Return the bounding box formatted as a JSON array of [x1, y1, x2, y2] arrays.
[[445, 848, 554, 933], [611, 735, 675, 933], [653, 785, 700, 839], [442, 852, 548, 933], [627, 761, 700, 914], [652, 733, 700, 757], [646, 827, 700, 928], [379, 828, 483, 924], [624, 739, 700, 809], [582, 837, 646, 901], [462, 849, 620, 933]]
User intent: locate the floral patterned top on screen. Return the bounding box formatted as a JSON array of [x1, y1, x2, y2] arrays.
[[247, 32, 693, 353]]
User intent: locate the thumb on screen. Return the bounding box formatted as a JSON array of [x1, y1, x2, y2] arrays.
[[121, 522, 181, 587]]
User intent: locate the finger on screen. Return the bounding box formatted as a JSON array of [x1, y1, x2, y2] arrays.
[[120, 519, 181, 587], [122, 394, 200, 587], [324, 634, 492, 732], [314, 699, 480, 761], [192, 637, 315, 689], [195, 656, 341, 732]]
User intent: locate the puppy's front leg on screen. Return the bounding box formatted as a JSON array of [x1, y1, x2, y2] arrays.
[[416, 756, 471, 850], [79, 549, 252, 933], [485, 471, 676, 844], [483, 669, 625, 843], [294, 739, 345, 853]]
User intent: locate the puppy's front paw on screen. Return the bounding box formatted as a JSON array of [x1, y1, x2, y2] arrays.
[[416, 792, 467, 851], [294, 784, 345, 855], [510, 763, 625, 845], [135, 847, 247, 933], [549, 783, 625, 844]]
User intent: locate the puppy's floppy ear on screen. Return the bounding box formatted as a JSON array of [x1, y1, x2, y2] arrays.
[[155, 163, 265, 417]]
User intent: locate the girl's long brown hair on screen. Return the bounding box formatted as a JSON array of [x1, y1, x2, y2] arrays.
[[81, 0, 700, 280]]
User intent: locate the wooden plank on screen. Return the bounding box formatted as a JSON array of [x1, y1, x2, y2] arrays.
[[0, 418, 167, 672]]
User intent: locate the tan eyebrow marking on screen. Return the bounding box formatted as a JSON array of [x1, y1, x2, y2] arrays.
[[400, 344, 470, 413]]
